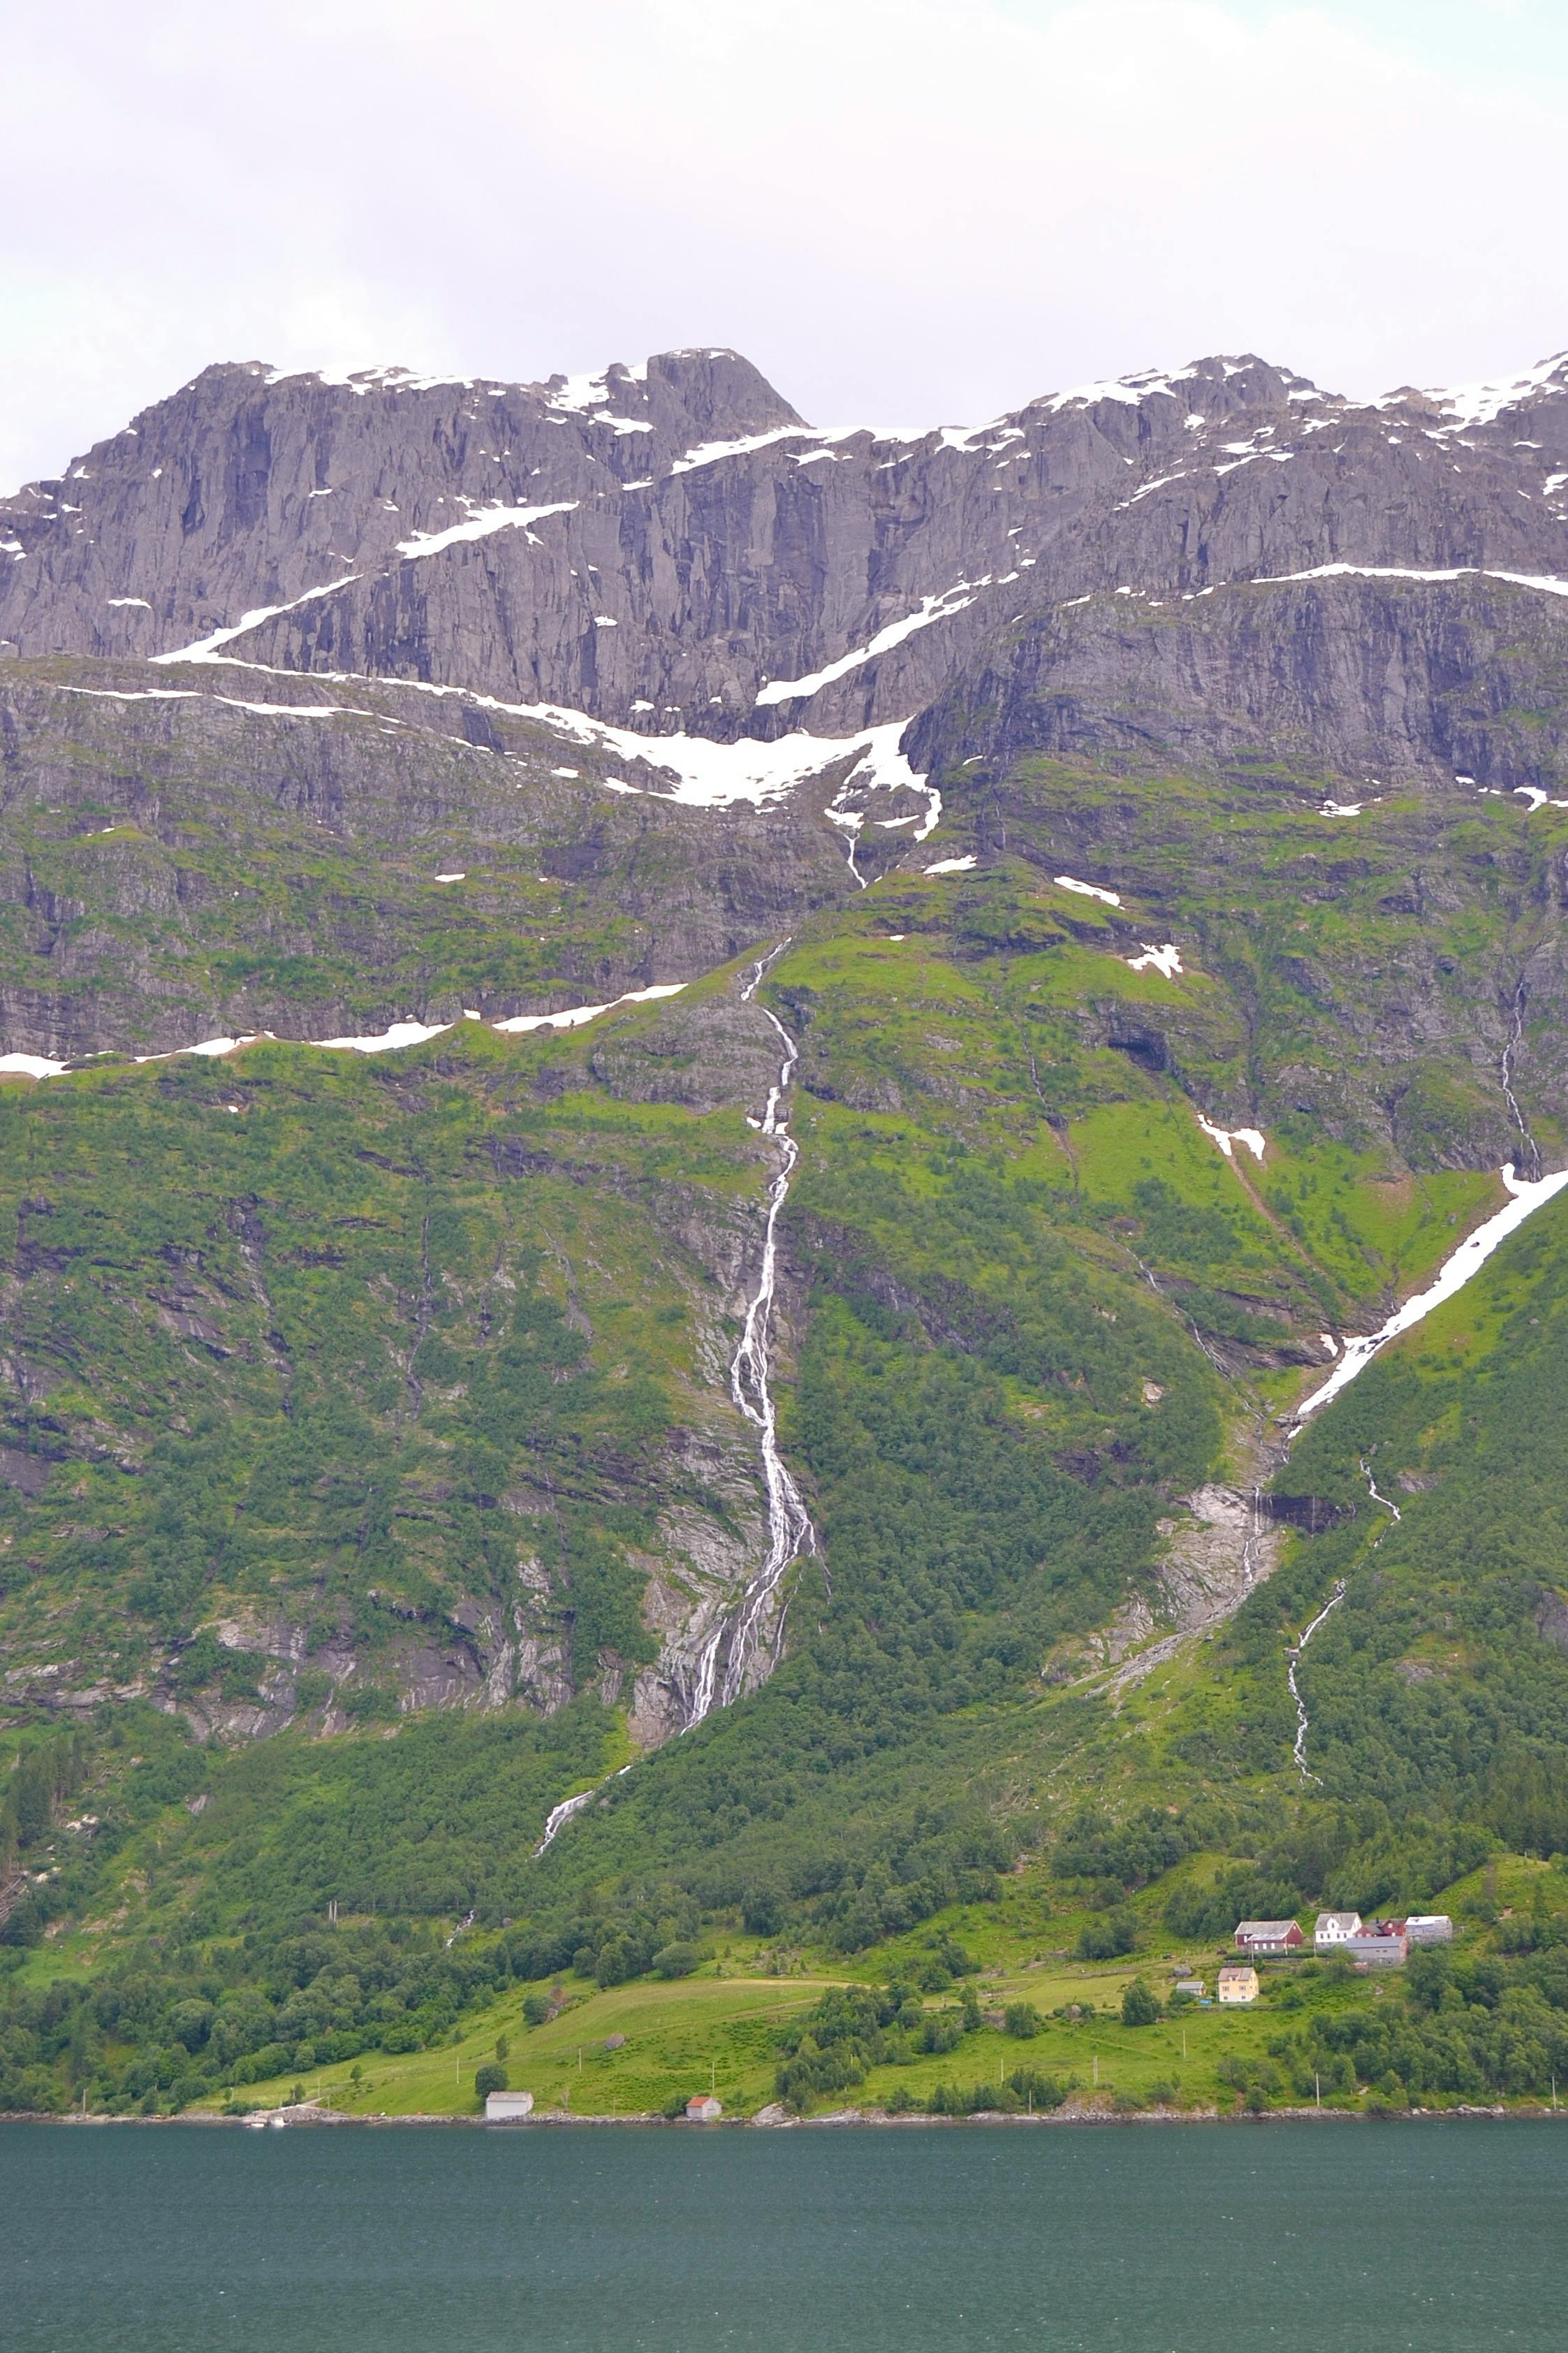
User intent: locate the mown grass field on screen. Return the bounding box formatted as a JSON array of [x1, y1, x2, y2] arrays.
[[210, 1844, 1518, 2122]]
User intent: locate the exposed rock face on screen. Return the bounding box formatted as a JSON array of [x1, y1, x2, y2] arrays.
[[6, 346, 1568, 755], [909, 570, 1568, 794]]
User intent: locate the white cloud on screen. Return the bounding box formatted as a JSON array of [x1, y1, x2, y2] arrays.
[[1, 0, 1566, 486]]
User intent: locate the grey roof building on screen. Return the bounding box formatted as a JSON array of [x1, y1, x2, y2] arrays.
[[1405, 1914, 1453, 1945]]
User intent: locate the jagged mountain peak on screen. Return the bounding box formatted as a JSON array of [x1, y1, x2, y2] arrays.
[[1395, 349, 1568, 430]]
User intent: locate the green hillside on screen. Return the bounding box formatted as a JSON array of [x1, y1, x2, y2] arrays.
[[5, 757, 1568, 2120]]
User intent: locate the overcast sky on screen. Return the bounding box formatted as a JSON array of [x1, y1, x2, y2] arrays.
[[3, 0, 1566, 488]]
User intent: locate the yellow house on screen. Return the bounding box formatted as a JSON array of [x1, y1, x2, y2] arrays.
[[1217, 1965, 1259, 2005]]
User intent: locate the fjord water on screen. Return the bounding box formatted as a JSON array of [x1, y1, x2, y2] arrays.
[[5, 2122, 1566, 2352]]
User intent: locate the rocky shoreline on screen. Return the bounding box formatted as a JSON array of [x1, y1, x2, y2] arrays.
[[8, 2100, 1562, 2129]]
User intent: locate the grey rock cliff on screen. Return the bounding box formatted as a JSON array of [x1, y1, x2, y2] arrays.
[[6, 346, 1568, 757]]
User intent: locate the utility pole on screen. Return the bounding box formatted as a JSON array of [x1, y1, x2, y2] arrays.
[[1092, 2055, 1099, 2088]]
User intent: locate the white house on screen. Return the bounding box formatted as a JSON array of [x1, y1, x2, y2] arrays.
[[485, 2090, 535, 2121], [1314, 1911, 1363, 1952]]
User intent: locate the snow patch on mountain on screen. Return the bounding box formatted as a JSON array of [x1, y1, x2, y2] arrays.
[[1254, 562, 1568, 599], [1199, 1116, 1266, 1161], [151, 576, 361, 664], [1393, 353, 1568, 430], [754, 582, 983, 707], [1127, 944, 1183, 977], [394, 502, 577, 560], [144, 648, 934, 822], [2, 986, 696, 1082], [1295, 1161, 1568, 1418]]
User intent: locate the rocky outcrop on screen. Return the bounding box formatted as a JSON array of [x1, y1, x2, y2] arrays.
[[590, 998, 787, 1113], [908, 570, 1568, 796]]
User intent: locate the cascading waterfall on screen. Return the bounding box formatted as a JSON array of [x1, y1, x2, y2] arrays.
[[534, 1763, 632, 1858], [534, 1786, 598, 1856], [684, 956, 815, 1726], [825, 787, 869, 889], [1240, 1483, 1263, 1588]]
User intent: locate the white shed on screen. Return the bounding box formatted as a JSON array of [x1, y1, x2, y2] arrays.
[[485, 2090, 535, 2121]]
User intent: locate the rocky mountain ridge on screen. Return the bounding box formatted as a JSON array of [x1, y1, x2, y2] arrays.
[[4, 344, 1568, 757]]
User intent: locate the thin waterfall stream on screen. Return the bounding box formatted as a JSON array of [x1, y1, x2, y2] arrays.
[[1286, 1471, 1401, 1782], [684, 956, 815, 1726], [1288, 1582, 1348, 1781], [1502, 977, 1541, 1183], [534, 951, 815, 1847]]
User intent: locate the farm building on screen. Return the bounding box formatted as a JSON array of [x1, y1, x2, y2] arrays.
[[1217, 1966, 1259, 2005], [1314, 1911, 1362, 1951], [1233, 1919, 1304, 1956], [685, 2095, 723, 2121]]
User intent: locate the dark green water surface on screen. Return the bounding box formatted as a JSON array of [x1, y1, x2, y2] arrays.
[[3, 2118, 1565, 2350]]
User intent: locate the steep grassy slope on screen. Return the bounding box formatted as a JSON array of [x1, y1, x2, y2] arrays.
[[0, 993, 802, 1740], [5, 757, 1568, 2118]]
